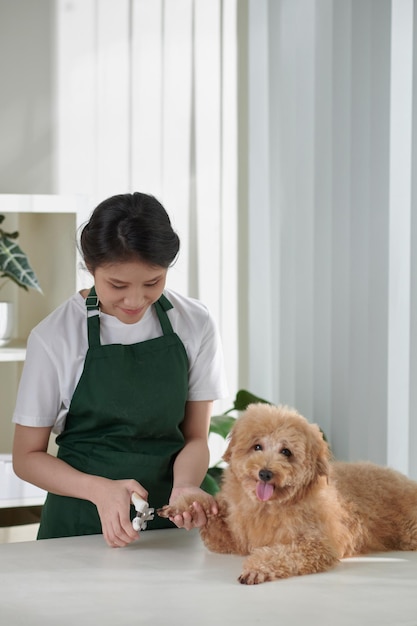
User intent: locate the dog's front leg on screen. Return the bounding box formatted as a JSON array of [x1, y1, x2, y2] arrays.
[[238, 538, 340, 585], [199, 504, 244, 555]]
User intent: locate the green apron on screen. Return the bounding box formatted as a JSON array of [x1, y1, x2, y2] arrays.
[[38, 288, 188, 539]]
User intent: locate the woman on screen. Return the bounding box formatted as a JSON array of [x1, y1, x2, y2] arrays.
[[12, 192, 228, 547]]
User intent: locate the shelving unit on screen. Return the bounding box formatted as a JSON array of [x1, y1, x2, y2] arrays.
[[0, 454, 46, 510], [0, 341, 26, 363], [0, 194, 90, 509], [0, 193, 91, 360]]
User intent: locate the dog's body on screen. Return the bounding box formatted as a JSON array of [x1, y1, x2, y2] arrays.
[[158, 404, 417, 584]]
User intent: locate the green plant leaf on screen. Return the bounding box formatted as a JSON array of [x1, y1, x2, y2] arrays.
[[200, 471, 220, 495], [0, 236, 42, 293], [233, 389, 272, 411], [209, 414, 236, 439], [209, 390, 273, 440]]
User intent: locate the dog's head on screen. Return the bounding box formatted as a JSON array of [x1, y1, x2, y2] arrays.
[[223, 403, 329, 505]]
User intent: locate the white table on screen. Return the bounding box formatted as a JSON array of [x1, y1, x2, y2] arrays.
[[0, 529, 416, 625]]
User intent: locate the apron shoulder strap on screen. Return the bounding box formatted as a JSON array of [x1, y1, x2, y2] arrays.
[[85, 288, 174, 343], [154, 294, 175, 335], [85, 286, 101, 347]]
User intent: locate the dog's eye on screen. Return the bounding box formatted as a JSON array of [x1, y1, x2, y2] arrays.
[[281, 448, 292, 457], [254, 444, 263, 451]]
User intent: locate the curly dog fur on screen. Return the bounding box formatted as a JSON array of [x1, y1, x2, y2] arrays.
[[158, 403, 417, 584]]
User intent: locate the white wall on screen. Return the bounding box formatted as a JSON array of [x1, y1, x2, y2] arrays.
[[0, 0, 55, 193]]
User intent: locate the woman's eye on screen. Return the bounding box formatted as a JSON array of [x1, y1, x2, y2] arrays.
[[281, 448, 292, 457], [254, 444, 263, 451]]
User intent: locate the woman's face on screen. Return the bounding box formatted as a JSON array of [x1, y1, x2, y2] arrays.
[[92, 258, 168, 324]]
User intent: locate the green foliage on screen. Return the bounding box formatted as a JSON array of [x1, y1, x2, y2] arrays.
[[231, 389, 271, 411], [208, 414, 236, 439], [0, 215, 42, 293], [208, 389, 271, 440]]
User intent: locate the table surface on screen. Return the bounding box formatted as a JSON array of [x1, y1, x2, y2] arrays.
[[0, 529, 416, 626]]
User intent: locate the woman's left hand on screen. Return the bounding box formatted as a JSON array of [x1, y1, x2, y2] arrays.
[[167, 486, 218, 530]]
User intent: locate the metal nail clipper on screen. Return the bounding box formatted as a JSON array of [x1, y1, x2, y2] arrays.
[[131, 492, 155, 531]]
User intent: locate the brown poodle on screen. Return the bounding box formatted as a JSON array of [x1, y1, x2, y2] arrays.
[[158, 403, 417, 584]]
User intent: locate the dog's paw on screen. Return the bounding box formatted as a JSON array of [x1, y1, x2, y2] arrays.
[[156, 504, 171, 518], [239, 550, 287, 584], [157, 492, 216, 520], [238, 568, 272, 585], [157, 502, 193, 519]]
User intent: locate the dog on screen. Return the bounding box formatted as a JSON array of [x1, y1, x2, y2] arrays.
[[158, 403, 417, 584]]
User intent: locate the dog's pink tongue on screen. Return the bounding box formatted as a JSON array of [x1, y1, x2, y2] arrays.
[[256, 481, 274, 502]]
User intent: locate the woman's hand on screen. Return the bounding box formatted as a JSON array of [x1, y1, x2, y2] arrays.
[[92, 477, 148, 547], [12, 425, 148, 547], [167, 486, 218, 530]]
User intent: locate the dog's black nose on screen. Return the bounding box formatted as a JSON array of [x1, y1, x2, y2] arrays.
[[259, 469, 273, 482]]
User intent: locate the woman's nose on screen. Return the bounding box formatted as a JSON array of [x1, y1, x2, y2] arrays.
[[123, 288, 144, 307]]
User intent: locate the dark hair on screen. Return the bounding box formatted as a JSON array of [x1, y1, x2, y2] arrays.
[[79, 192, 180, 271]]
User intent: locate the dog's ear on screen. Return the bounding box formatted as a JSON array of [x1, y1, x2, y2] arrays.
[[222, 434, 233, 463], [316, 447, 330, 479], [311, 423, 330, 479]]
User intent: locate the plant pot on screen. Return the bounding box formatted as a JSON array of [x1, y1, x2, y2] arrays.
[[0, 301, 14, 346]]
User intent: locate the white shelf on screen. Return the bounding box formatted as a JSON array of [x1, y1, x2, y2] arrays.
[[0, 193, 92, 293], [0, 496, 45, 509], [0, 340, 26, 362], [0, 454, 46, 509], [0, 194, 89, 508], [0, 193, 89, 214]]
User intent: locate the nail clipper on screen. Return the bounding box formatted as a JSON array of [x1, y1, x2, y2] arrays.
[[131, 492, 154, 531]]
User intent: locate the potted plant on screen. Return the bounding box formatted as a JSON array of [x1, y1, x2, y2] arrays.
[[0, 214, 42, 346]]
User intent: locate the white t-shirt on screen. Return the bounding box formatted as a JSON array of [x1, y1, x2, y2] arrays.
[[12, 288, 228, 434]]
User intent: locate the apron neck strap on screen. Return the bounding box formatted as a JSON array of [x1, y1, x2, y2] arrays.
[[85, 286, 101, 347], [84, 289, 175, 347], [154, 294, 174, 334]]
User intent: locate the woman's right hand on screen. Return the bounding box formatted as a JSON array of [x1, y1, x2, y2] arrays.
[[13, 425, 148, 547], [92, 477, 148, 547]]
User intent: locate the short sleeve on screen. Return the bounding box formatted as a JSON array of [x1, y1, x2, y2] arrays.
[[186, 311, 229, 401], [12, 330, 64, 429]]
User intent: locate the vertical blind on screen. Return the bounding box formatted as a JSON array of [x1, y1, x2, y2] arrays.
[[54, 0, 239, 404], [247, 0, 417, 477], [54, 0, 417, 477]]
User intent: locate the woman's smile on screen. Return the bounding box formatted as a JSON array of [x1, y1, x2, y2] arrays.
[[117, 304, 147, 319], [120, 307, 144, 314]]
